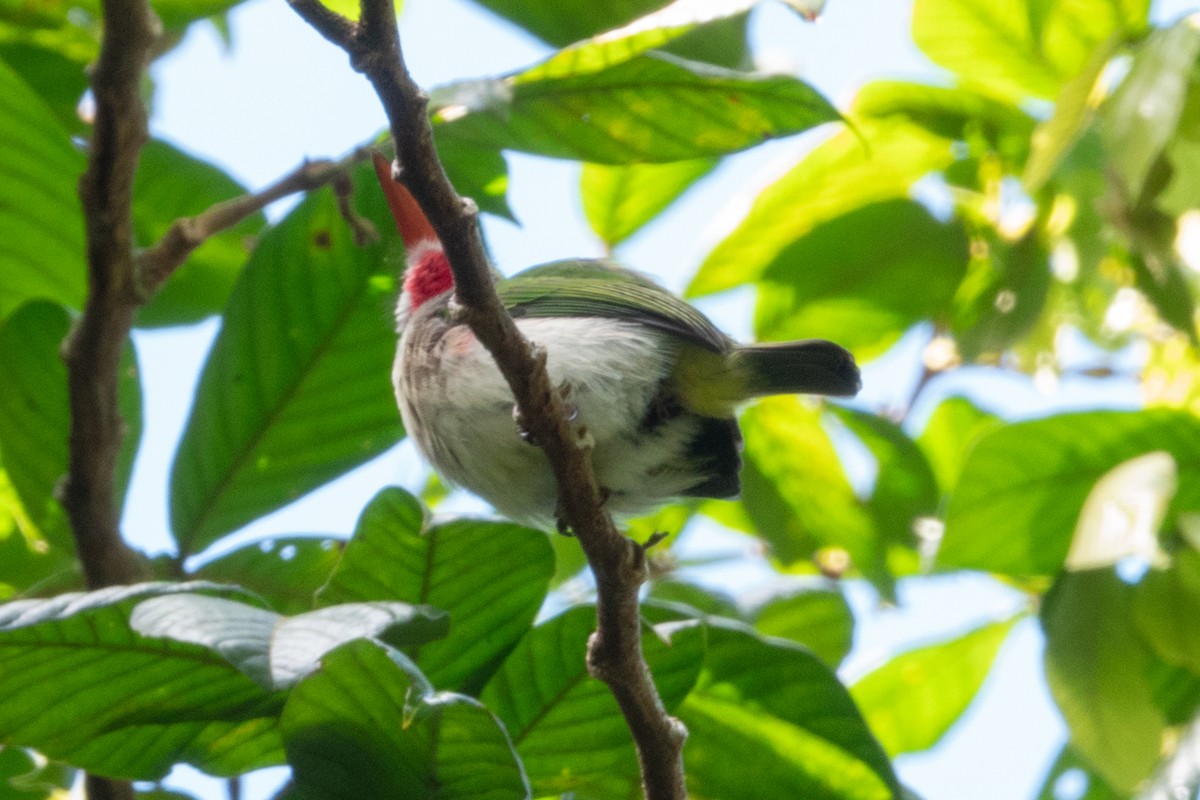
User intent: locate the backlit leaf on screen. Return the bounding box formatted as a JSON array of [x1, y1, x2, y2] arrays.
[[433, 52, 838, 165], [940, 410, 1200, 576], [169, 165, 404, 556], [318, 487, 554, 693], [282, 639, 529, 800]]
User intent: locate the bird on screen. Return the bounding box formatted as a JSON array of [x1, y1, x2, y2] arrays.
[[373, 153, 861, 529]]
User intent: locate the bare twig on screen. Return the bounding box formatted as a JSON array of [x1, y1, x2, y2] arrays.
[[285, 0, 688, 796], [138, 146, 375, 291]]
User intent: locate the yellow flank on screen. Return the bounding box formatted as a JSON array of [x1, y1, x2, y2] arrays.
[[671, 345, 747, 418]]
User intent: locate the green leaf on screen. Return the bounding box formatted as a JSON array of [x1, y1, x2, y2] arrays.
[[688, 121, 954, 297], [464, 0, 681, 46], [916, 396, 1001, 495], [518, 0, 758, 82], [0, 301, 142, 547], [1100, 19, 1200, 205], [134, 140, 266, 327], [1034, 744, 1121, 800], [480, 606, 703, 797], [648, 578, 741, 619], [1133, 548, 1200, 674], [912, 0, 1149, 101], [952, 228, 1052, 361], [0, 484, 78, 599], [318, 487, 555, 693], [435, 131, 514, 220], [1042, 569, 1165, 792], [0, 583, 285, 779], [750, 584, 854, 668], [169, 164, 404, 556], [194, 536, 343, 615], [131, 593, 448, 691], [851, 616, 1018, 756], [755, 199, 970, 358], [939, 410, 1200, 576], [1023, 36, 1119, 192], [832, 408, 939, 555], [432, 52, 839, 165], [739, 398, 879, 578], [0, 42, 88, 132], [1126, 222, 1199, 343], [281, 639, 529, 800], [581, 157, 717, 247], [680, 622, 899, 800], [0, 57, 85, 322], [854, 81, 1035, 158]]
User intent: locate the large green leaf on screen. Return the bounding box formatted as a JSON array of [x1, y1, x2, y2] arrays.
[[281, 639, 529, 800], [169, 165, 404, 556], [464, 0, 666, 46], [134, 140, 267, 327], [739, 398, 879, 578], [1100, 19, 1200, 206], [916, 395, 1001, 496], [1133, 547, 1200, 675], [432, 52, 838, 165], [912, 0, 1149, 101], [194, 536, 343, 615], [0, 583, 284, 779], [0, 473, 77, 599], [0, 41, 88, 132], [0, 57, 85, 321], [952, 228, 1053, 361], [939, 410, 1200, 576], [516, 0, 766, 82], [130, 593, 447, 691], [851, 617, 1018, 756], [680, 622, 899, 800], [688, 121, 954, 297], [754, 199, 970, 357], [854, 81, 1034, 161], [480, 605, 703, 798], [1023, 36, 1119, 192], [434, 131, 514, 220], [581, 157, 717, 248], [318, 487, 555, 693], [833, 409, 939, 537], [750, 584, 854, 668], [1042, 569, 1165, 792], [0, 301, 142, 550]]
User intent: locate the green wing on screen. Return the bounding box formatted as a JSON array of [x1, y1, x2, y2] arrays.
[[497, 259, 731, 352]]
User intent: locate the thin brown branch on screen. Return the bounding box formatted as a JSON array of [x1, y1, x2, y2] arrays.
[[138, 146, 374, 292], [284, 1, 688, 797], [66, 1, 157, 798], [67, 0, 157, 593]]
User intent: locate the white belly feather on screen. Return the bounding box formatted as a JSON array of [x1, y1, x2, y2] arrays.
[[395, 315, 705, 525]]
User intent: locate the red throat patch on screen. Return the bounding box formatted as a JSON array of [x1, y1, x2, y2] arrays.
[[404, 245, 454, 310]]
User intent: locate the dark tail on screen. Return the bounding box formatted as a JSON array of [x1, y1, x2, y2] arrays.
[[733, 339, 861, 398]]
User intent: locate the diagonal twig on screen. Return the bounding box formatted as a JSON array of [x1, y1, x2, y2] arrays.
[[285, 0, 688, 797], [138, 146, 375, 293]]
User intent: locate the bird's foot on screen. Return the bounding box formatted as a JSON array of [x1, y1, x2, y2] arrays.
[[514, 381, 581, 447], [553, 485, 612, 537]]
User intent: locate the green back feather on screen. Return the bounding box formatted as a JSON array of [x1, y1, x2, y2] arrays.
[[498, 259, 731, 353]]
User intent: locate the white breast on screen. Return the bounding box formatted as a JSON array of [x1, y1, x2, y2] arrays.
[[395, 315, 703, 525]]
